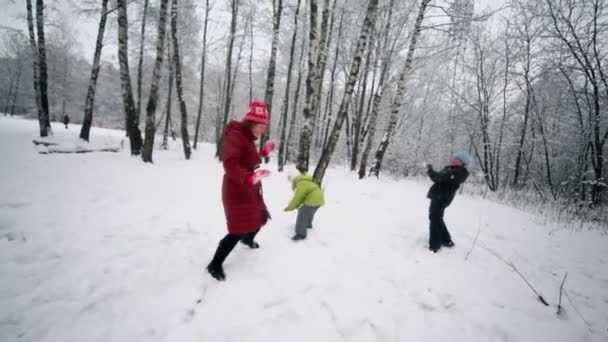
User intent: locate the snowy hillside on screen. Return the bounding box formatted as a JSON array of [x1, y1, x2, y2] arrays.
[[0, 116, 607, 342]]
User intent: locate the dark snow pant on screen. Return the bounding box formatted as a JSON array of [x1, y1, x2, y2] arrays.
[[209, 228, 260, 267], [295, 205, 319, 237], [429, 198, 452, 250]]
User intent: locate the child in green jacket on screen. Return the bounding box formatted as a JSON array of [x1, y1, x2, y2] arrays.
[[284, 170, 325, 241]]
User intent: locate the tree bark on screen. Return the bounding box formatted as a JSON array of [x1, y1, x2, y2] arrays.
[[350, 32, 374, 171], [4, 70, 16, 116], [141, 0, 170, 163], [248, 0, 254, 103], [216, 0, 239, 158], [358, 0, 400, 179], [117, 0, 143, 155], [193, 0, 211, 149], [296, 0, 319, 172], [34, 0, 51, 136], [278, 0, 302, 171], [322, 10, 344, 149], [136, 0, 150, 123], [313, 0, 380, 184], [512, 33, 532, 188], [286, 34, 307, 165], [162, 36, 174, 151], [9, 61, 23, 117], [80, 0, 109, 142], [26, 0, 41, 126], [260, 0, 284, 156], [312, 0, 336, 147], [171, 0, 191, 160]]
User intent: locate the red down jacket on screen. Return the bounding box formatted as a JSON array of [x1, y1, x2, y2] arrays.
[[221, 121, 269, 234]]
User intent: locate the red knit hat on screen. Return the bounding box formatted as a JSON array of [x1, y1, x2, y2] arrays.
[[243, 101, 269, 126]]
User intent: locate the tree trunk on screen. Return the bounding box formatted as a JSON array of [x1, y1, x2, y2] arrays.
[[537, 111, 555, 195], [136, 0, 150, 123], [350, 33, 374, 171], [80, 0, 109, 142], [286, 34, 307, 165], [61, 53, 68, 120], [345, 108, 352, 159], [296, 0, 319, 172], [171, 0, 191, 160], [358, 0, 396, 179], [4, 69, 16, 116], [216, 0, 239, 159], [495, 24, 510, 190], [228, 19, 248, 121], [26, 0, 41, 125], [117, 0, 143, 155], [512, 46, 532, 187], [278, 0, 302, 172], [193, 0, 211, 150], [141, 0, 170, 163], [214, 76, 223, 146], [248, 0, 254, 103], [369, 0, 431, 178], [162, 36, 174, 151], [322, 10, 344, 149], [260, 0, 284, 156], [315, 7, 339, 149], [10, 61, 23, 117], [313, 0, 380, 184], [35, 0, 51, 137], [309, 0, 333, 148], [50, 62, 56, 122]]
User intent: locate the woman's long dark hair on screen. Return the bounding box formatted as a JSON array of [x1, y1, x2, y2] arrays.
[[241, 120, 255, 132]]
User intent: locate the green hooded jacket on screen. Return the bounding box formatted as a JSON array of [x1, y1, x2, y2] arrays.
[[285, 175, 325, 211]]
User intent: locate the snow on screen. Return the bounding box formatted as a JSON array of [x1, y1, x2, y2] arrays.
[[0, 115, 607, 342]]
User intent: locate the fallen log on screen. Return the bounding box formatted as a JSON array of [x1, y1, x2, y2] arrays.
[[32, 139, 59, 146], [38, 147, 121, 154]]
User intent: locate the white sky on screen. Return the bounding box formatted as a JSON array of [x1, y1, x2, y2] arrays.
[[0, 0, 506, 64]]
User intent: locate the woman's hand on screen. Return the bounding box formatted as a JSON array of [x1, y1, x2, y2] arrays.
[[247, 169, 271, 184], [260, 139, 277, 158]]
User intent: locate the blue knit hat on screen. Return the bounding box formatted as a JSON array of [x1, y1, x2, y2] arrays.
[[452, 151, 470, 166]]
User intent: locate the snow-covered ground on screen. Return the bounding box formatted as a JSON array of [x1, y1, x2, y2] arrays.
[[1, 115, 607, 342]]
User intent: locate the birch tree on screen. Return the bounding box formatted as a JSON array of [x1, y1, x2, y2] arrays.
[[80, 0, 110, 142], [216, 0, 240, 158], [193, 0, 211, 149], [136, 0, 150, 122], [313, 0, 381, 184], [296, 0, 319, 172], [142, 0, 170, 163], [162, 36, 174, 151], [369, 0, 432, 178], [359, 0, 399, 179], [171, 0, 191, 160], [278, 0, 302, 171], [260, 0, 284, 155], [117, 0, 144, 155]]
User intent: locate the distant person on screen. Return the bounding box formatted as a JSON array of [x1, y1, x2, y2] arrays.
[[63, 114, 70, 129], [206, 101, 276, 281], [426, 151, 470, 253], [284, 169, 325, 241]]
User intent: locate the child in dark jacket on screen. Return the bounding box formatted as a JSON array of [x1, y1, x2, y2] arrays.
[[426, 151, 470, 253]]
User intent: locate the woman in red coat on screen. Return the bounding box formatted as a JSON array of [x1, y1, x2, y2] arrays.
[[207, 101, 276, 281]]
